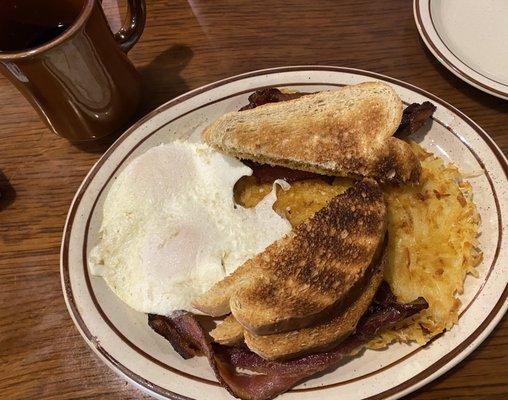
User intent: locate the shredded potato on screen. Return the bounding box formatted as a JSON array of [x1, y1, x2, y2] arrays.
[[234, 142, 482, 347], [368, 142, 482, 348]]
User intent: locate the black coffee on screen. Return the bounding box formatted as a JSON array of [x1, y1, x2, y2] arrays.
[[0, 0, 84, 52]]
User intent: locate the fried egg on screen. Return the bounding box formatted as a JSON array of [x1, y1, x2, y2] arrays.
[[89, 141, 291, 315]]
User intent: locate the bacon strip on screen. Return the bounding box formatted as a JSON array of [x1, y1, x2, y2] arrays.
[[239, 88, 307, 111], [148, 311, 204, 359], [395, 101, 437, 138], [242, 159, 334, 184], [149, 283, 428, 400]]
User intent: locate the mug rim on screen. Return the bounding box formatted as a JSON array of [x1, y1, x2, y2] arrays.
[[0, 0, 94, 61]]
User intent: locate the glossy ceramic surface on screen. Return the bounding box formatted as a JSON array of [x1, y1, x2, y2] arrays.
[[414, 0, 508, 99], [0, 0, 145, 142]]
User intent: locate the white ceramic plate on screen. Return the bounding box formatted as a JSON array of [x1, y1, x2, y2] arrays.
[[61, 66, 508, 400], [414, 0, 508, 99]]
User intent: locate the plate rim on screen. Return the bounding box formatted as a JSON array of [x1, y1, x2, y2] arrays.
[[60, 65, 508, 400], [413, 0, 508, 100]]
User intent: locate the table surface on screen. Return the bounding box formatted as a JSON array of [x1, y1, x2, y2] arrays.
[[0, 1, 507, 399]]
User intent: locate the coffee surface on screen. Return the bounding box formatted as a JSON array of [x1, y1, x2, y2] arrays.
[[0, 0, 83, 52]]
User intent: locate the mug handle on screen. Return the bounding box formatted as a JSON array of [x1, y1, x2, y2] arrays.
[[113, 0, 146, 53]]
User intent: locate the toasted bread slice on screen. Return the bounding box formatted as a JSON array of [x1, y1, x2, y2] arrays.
[[244, 253, 385, 359], [209, 250, 386, 359], [193, 179, 387, 335], [210, 315, 245, 346], [192, 264, 254, 317], [202, 82, 420, 184]]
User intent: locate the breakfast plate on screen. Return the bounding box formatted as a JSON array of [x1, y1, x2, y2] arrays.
[[61, 66, 508, 400], [414, 0, 508, 99]]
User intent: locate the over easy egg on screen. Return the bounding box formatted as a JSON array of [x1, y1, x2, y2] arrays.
[[89, 140, 290, 314]]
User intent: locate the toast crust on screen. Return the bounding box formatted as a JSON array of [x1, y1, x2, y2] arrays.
[[210, 315, 245, 346], [203, 82, 420, 184]]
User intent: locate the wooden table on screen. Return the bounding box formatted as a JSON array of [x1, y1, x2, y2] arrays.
[[1, 1, 506, 399]]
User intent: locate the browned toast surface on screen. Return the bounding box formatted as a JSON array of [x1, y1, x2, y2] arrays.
[[193, 179, 387, 335], [209, 248, 387, 360], [244, 253, 385, 359], [210, 254, 386, 359], [203, 82, 421, 184]]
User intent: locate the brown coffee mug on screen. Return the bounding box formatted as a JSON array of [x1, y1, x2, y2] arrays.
[[0, 0, 146, 142]]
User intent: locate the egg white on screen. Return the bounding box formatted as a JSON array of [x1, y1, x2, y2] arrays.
[[89, 140, 291, 314]]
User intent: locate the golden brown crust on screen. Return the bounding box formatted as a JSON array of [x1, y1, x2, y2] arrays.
[[202, 82, 421, 184], [210, 315, 245, 346]]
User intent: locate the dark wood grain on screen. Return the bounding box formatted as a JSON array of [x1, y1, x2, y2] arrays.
[[0, 1, 506, 399]]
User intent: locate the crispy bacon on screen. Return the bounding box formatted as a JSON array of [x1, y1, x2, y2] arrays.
[[239, 88, 307, 111], [395, 101, 437, 138], [149, 283, 428, 400], [242, 159, 333, 184], [148, 311, 206, 359]]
